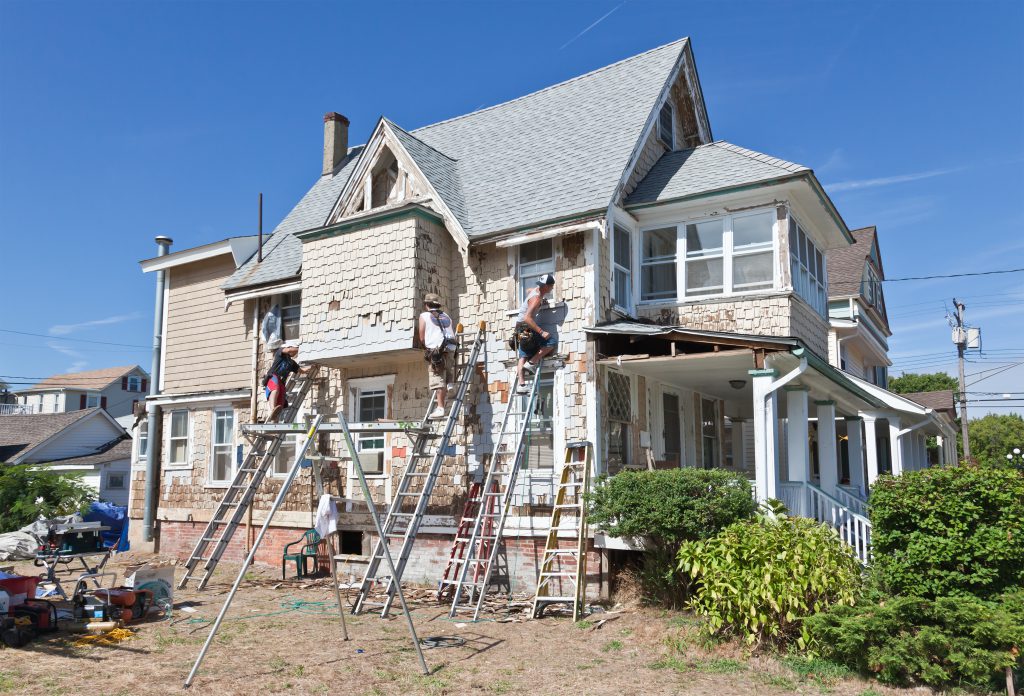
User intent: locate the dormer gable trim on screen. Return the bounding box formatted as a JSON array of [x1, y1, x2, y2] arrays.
[[326, 117, 470, 252]]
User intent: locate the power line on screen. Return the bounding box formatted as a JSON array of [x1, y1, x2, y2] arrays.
[[0, 329, 149, 349]]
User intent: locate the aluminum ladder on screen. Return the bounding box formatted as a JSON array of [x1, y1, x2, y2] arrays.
[[352, 324, 486, 617], [532, 441, 591, 621], [436, 479, 498, 603], [448, 361, 544, 619], [178, 365, 320, 590]]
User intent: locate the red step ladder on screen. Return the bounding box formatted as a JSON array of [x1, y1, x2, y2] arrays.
[[437, 480, 498, 602]]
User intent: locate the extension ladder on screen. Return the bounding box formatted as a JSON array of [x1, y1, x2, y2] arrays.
[[448, 362, 544, 619], [351, 325, 486, 617], [436, 479, 498, 603], [532, 441, 592, 621], [178, 365, 320, 590]]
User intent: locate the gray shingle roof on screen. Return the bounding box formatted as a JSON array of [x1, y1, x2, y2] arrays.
[[902, 390, 956, 415], [224, 38, 690, 292], [826, 226, 876, 298], [0, 409, 95, 462], [45, 436, 132, 468], [626, 141, 809, 206]]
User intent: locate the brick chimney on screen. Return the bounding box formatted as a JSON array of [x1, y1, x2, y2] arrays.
[[322, 112, 350, 176]]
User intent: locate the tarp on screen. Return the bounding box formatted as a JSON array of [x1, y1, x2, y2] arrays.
[[0, 532, 36, 561], [83, 502, 130, 552]]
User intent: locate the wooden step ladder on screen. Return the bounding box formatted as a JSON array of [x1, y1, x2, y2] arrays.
[[351, 324, 486, 617], [436, 479, 499, 603], [177, 365, 320, 590], [447, 361, 544, 620], [532, 441, 592, 621]]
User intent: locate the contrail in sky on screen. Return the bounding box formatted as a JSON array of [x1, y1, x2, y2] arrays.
[[560, 1, 626, 51], [825, 167, 962, 192]]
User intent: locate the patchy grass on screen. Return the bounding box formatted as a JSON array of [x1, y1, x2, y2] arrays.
[[759, 672, 798, 690], [857, 690, 883, 696], [488, 680, 514, 694], [573, 619, 594, 630], [0, 673, 17, 694], [602, 639, 623, 652], [781, 655, 852, 687], [651, 656, 746, 674]]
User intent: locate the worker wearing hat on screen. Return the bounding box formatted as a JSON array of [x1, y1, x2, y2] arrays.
[[419, 293, 457, 419], [514, 273, 557, 393]]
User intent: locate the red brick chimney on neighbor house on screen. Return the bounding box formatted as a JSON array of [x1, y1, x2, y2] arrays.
[[323, 112, 349, 176]]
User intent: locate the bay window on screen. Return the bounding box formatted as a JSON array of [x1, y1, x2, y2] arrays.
[[789, 218, 827, 315], [684, 219, 725, 296], [640, 226, 677, 301]]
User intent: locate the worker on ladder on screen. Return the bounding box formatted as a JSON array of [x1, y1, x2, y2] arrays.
[[514, 273, 557, 394], [419, 293, 457, 419], [262, 345, 310, 422]]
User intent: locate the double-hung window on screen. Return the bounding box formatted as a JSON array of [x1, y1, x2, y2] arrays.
[[355, 387, 387, 475], [612, 224, 633, 311], [518, 239, 555, 302], [730, 212, 774, 292], [168, 410, 189, 466], [273, 434, 298, 475], [127, 375, 142, 392], [522, 377, 555, 470], [658, 102, 674, 147], [137, 421, 149, 460], [280, 291, 301, 341], [685, 219, 725, 296], [640, 226, 678, 301], [210, 409, 235, 483], [85, 394, 101, 408], [789, 218, 827, 315], [701, 398, 718, 469]]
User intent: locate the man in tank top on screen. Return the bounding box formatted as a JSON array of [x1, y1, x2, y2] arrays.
[[419, 293, 457, 419], [515, 274, 557, 394]]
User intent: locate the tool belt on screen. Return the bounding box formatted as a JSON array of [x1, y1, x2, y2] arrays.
[[509, 321, 539, 352], [424, 345, 452, 372]]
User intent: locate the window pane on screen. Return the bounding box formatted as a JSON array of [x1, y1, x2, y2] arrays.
[[139, 422, 148, 457], [642, 227, 676, 261], [641, 262, 677, 300], [614, 268, 631, 308], [212, 450, 231, 481], [358, 390, 386, 421], [275, 436, 297, 474], [686, 258, 723, 294], [608, 372, 630, 421], [524, 381, 554, 470], [814, 248, 823, 281], [686, 220, 723, 256], [789, 219, 798, 259], [798, 228, 808, 265], [732, 212, 773, 249], [659, 103, 673, 145], [214, 412, 233, 446], [171, 411, 187, 438], [519, 239, 553, 266], [733, 252, 773, 290], [613, 226, 631, 269], [170, 440, 186, 464]]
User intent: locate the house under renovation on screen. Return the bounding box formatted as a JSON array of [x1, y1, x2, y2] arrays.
[[129, 38, 957, 598]]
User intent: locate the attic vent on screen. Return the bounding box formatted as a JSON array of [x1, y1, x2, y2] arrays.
[[658, 102, 674, 148]]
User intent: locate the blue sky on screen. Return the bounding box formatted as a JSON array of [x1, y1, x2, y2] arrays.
[[1, 0, 1022, 415]]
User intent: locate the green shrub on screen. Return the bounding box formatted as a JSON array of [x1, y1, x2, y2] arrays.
[[805, 591, 1024, 690], [678, 515, 861, 648], [0, 463, 97, 532], [869, 465, 1024, 599], [588, 469, 755, 606]]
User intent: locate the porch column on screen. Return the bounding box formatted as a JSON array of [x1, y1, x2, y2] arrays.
[[845, 416, 865, 496], [785, 387, 810, 516], [936, 434, 946, 465], [918, 434, 928, 470], [750, 369, 780, 502], [863, 414, 880, 487], [888, 416, 903, 476], [816, 400, 838, 495]]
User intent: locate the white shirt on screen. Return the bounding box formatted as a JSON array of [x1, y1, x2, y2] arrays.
[[420, 310, 455, 350]]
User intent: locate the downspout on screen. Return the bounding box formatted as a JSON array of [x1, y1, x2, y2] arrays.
[[143, 236, 172, 542]]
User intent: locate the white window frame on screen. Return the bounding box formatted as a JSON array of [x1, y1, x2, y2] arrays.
[[636, 207, 780, 305], [517, 239, 556, 304], [658, 101, 674, 148], [136, 420, 148, 462], [106, 471, 127, 490], [788, 215, 828, 316], [167, 409, 191, 469], [85, 393, 101, 408], [639, 225, 679, 302], [279, 290, 302, 343], [127, 375, 142, 392], [208, 407, 236, 485], [347, 375, 395, 479], [272, 433, 300, 477], [611, 222, 634, 313]]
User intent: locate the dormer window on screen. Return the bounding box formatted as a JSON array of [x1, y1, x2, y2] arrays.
[[658, 102, 674, 148]]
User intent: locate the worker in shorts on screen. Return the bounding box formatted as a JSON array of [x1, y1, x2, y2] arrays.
[[419, 293, 457, 420], [515, 274, 557, 393], [262, 345, 308, 422]]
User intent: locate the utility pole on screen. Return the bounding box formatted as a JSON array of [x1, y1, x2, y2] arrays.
[[952, 298, 971, 461]]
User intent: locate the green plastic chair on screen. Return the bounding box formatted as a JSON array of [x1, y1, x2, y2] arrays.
[[281, 529, 323, 579]]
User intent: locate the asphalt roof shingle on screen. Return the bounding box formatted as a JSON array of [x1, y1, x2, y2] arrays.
[[22, 366, 143, 393], [224, 38, 690, 292], [625, 141, 809, 206], [903, 390, 956, 414], [0, 409, 95, 462], [826, 226, 877, 298]]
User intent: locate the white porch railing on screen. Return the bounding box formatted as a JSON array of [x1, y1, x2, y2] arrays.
[[778, 482, 806, 516], [833, 486, 868, 517], [0, 404, 35, 415], [806, 482, 872, 565]]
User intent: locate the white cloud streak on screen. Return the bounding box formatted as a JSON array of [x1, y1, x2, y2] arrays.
[[825, 167, 962, 192], [560, 1, 625, 51], [47, 341, 89, 373], [49, 312, 141, 336]]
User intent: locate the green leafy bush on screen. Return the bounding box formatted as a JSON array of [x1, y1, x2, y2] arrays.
[[869, 464, 1024, 599], [588, 468, 755, 606], [805, 591, 1024, 690], [0, 463, 96, 532], [678, 515, 861, 648]]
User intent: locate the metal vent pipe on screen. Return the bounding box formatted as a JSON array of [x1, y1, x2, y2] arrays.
[[143, 235, 172, 542]]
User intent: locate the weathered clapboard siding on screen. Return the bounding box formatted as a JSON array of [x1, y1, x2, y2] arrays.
[[163, 255, 251, 394]]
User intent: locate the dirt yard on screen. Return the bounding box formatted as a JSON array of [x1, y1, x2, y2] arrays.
[[0, 554, 926, 696]]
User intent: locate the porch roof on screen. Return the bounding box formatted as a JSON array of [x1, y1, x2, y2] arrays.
[[584, 321, 801, 350]]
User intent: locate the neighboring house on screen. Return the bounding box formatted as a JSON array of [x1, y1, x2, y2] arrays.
[[132, 38, 956, 588], [13, 365, 150, 418], [0, 408, 132, 506]]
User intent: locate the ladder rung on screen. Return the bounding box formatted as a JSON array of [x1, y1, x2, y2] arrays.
[[538, 571, 577, 578], [535, 596, 577, 602]]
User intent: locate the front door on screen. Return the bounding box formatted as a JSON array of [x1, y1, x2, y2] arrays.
[[662, 391, 682, 465]]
